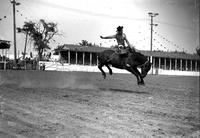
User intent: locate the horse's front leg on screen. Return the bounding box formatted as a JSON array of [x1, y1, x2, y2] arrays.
[[126, 67, 144, 85], [132, 67, 145, 85], [98, 63, 106, 79], [105, 64, 113, 75]]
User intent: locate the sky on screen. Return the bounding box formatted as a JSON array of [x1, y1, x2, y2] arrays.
[[0, 0, 199, 56]]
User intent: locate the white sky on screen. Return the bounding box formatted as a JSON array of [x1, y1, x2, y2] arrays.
[[0, 0, 199, 54]]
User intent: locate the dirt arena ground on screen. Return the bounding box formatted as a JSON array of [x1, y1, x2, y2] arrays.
[[0, 70, 199, 138]]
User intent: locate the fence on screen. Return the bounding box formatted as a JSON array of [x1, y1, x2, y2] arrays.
[[0, 59, 38, 70]]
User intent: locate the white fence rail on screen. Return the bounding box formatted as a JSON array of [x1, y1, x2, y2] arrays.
[[39, 61, 200, 76]]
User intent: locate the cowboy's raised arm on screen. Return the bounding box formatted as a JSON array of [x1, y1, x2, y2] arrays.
[[100, 35, 116, 39]]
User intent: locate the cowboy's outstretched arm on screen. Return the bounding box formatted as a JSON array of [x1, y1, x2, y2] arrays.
[[100, 35, 116, 39]]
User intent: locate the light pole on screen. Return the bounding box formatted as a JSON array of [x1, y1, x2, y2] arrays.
[[10, 0, 20, 62], [148, 12, 158, 74]]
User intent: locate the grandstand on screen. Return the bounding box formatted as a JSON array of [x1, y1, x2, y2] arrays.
[[55, 44, 199, 74]]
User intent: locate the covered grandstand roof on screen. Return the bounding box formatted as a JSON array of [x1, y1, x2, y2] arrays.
[[59, 44, 107, 53], [140, 50, 199, 60], [0, 40, 10, 49], [59, 44, 200, 60]]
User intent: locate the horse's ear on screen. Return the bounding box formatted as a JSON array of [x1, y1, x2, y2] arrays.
[[148, 61, 152, 67], [148, 60, 152, 65], [147, 60, 151, 65]]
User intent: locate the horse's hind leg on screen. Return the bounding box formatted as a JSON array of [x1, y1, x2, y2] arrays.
[[105, 64, 113, 75], [133, 67, 145, 85], [98, 63, 106, 79]]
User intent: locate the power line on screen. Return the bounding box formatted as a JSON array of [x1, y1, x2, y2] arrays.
[[153, 31, 183, 51], [18, 1, 36, 20], [155, 20, 196, 31], [19, 0, 149, 22]]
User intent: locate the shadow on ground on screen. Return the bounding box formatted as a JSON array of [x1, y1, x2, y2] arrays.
[[99, 88, 149, 94]]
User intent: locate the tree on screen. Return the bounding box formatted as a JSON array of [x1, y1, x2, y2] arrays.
[[78, 40, 100, 47], [196, 47, 200, 56], [18, 19, 59, 60], [54, 45, 64, 55], [79, 40, 92, 46], [17, 21, 35, 59], [0, 40, 10, 49]]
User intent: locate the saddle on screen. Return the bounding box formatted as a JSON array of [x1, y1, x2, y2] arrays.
[[115, 47, 131, 58], [107, 47, 134, 64]]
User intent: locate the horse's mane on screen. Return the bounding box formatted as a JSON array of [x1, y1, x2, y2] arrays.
[[132, 51, 148, 62], [135, 51, 145, 57]]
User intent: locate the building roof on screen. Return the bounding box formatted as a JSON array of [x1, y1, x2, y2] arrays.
[[59, 44, 107, 53], [140, 50, 199, 60], [0, 40, 11, 49], [59, 44, 200, 60]]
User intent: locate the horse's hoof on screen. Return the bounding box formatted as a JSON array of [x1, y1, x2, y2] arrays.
[[141, 73, 147, 79], [138, 82, 145, 86]]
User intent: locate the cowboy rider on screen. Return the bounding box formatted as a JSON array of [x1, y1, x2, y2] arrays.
[[100, 26, 135, 67], [100, 26, 135, 54]]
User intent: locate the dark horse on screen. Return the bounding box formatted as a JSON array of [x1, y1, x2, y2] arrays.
[[98, 48, 151, 85]]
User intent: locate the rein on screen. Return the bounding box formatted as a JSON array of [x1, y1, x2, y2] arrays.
[[138, 59, 149, 68]]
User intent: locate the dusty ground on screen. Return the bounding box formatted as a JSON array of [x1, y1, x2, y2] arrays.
[[0, 70, 199, 138]]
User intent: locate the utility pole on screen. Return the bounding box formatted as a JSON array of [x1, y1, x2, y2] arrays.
[[148, 12, 158, 74], [10, 0, 20, 62]]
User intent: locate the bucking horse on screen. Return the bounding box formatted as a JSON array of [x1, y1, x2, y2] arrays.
[[98, 47, 151, 85]]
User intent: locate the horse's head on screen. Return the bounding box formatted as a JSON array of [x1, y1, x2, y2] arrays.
[[141, 60, 151, 78]]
